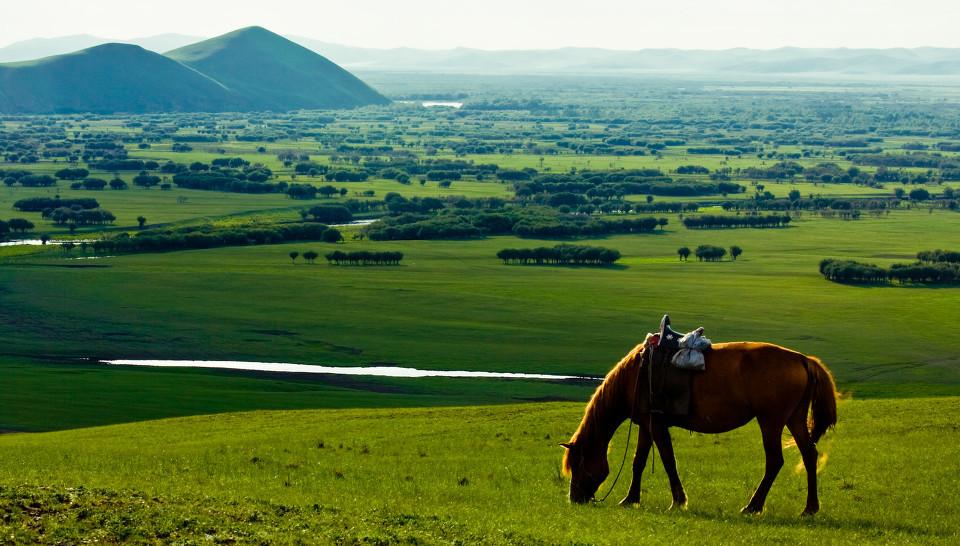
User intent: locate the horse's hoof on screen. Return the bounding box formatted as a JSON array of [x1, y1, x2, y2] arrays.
[[619, 497, 639, 507], [669, 500, 688, 511], [801, 507, 819, 517], [740, 505, 763, 515]]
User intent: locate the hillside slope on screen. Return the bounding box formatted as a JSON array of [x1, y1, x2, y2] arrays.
[[167, 26, 389, 110], [0, 398, 957, 543], [0, 44, 241, 114]]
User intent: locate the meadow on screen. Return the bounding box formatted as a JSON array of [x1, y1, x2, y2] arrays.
[[1, 76, 959, 543], [0, 398, 957, 543]]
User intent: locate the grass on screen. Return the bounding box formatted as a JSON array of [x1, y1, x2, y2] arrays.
[[1, 209, 957, 407], [0, 397, 957, 543], [0, 179, 509, 235], [0, 357, 594, 432]]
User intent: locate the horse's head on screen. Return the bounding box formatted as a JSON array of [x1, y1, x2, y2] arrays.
[[561, 440, 609, 504]]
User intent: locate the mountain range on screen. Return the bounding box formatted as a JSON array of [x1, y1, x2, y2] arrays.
[[0, 27, 389, 114], [3, 32, 960, 77]]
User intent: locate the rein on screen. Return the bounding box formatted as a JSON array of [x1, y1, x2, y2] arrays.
[[595, 347, 647, 503]]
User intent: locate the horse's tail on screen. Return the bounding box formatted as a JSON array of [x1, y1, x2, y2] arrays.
[[805, 355, 838, 444]]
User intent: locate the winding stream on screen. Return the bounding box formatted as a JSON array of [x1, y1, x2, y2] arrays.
[[102, 359, 596, 381]]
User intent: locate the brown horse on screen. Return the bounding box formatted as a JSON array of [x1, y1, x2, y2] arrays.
[[561, 342, 838, 515]]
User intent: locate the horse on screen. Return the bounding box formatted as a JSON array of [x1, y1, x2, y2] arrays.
[[561, 341, 838, 515]]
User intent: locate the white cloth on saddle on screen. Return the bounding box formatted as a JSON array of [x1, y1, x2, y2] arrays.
[[671, 327, 711, 371]]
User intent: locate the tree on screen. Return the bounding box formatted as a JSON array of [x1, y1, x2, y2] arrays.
[[788, 189, 802, 201], [695, 245, 727, 262], [730, 246, 743, 260], [8, 218, 34, 233], [303, 250, 319, 264], [321, 228, 343, 244], [137, 216, 147, 229], [646, 195, 654, 204], [109, 178, 128, 190], [289, 251, 299, 264], [909, 188, 930, 201], [894, 187, 906, 199], [678, 247, 691, 261], [40, 233, 50, 245]]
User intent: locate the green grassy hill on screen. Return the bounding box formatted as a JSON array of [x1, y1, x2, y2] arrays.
[[0, 27, 388, 114], [166, 26, 389, 110], [1, 398, 957, 543], [0, 44, 240, 114]]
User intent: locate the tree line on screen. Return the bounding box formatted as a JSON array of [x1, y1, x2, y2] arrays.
[[365, 208, 668, 241], [14, 197, 100, 212], [91, 223, 336, 254], [683, 214, 791, 229], [496, 245, 621, 266], [325, 251, 404, 266], [820, 255, 960, 285], [677, 245, 742, 261]]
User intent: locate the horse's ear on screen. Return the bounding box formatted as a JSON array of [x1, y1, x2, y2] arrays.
[[559, 442, 573, 450]]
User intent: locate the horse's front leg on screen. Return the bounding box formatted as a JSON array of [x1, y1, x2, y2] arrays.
[[619, 423, 652, 506], [651, 421, 688, 510]]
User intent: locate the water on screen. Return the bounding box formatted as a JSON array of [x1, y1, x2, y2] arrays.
[[0, 239, 95, 247], [397, 100, 464, 109], [421, 101, 463, 109], [102, 359, 596, 381], [329, 219, 378, 228]]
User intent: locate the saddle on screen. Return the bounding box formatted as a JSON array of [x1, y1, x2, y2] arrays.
[[637, 315, 702, 416]]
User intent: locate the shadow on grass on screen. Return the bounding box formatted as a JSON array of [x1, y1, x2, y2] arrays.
[[676, 506, 947, 538]]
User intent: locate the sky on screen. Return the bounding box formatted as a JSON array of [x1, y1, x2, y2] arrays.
[[2, 0, 959, 50]]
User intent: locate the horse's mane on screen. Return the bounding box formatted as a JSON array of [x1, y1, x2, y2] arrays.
[[562, 342, 645, 476]]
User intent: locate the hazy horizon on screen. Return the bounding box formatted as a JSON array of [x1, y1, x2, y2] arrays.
[[2, 0, 960, 51]]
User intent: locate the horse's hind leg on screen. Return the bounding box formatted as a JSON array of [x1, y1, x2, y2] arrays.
[[787, 409, 820, 516], [741, 417, 786, 514], [651, 422, 688, 510], [620, 423, 652, 506]]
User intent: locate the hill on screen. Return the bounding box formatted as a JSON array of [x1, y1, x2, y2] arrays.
[[0, 398, 957, 543], [167, 26, 389, 110], [0, 44, 241, 114]]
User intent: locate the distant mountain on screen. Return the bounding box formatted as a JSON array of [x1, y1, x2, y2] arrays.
[[129, 34, 206, 54], [289, 38, 960, 77], [0, 34, 203, 63], [0, 35, 108, 63], [167, 27, 389, 110], [0, 44, 240, 114]]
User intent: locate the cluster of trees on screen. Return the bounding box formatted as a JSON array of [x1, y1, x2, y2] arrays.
[[47, 207, 116, 226], [917, 249, 960, 264], [0, 217, 35, 238], [820, 256, 960, 285], [288, 250, 320, 264], [683, 215, 791, 229], [365, 208, 667, 241], [819, 259, 895, 284], [677, 245, 742, 261], [301, 206, 353, 224], [514, 170, 744, 204], [96, 223, 333, 254], [68, 178, 130, 191], [692, 245, 727, 262], [325, 250, 404, 266], [13, 197, 99, 212], [2, 170, 56, 187], [496, 244, 621, 266]]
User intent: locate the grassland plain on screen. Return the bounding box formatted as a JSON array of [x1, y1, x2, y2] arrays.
[[0, 398, 957, 544], [1, 209, 958, 434]]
